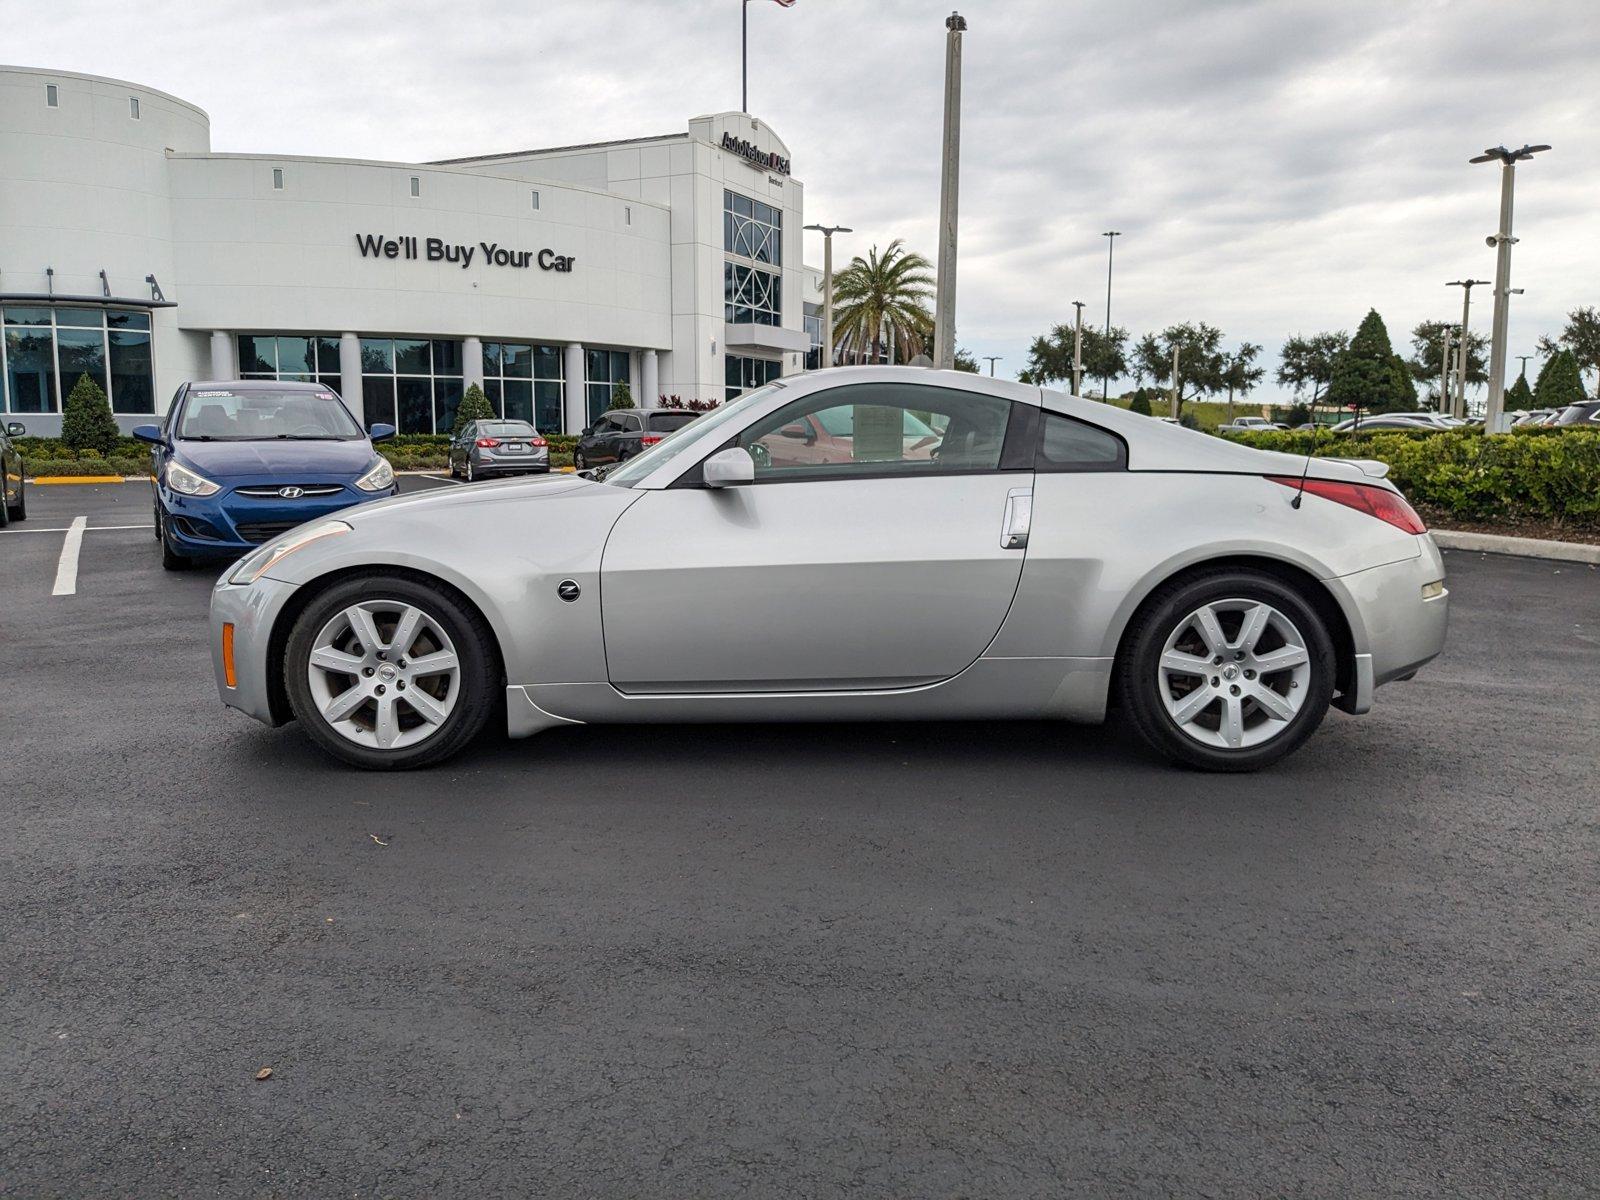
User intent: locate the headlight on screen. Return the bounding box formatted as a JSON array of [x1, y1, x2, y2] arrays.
[[354, 458, 395, 492], [228, 520, 352, 585], [166, 460, 221, 497]]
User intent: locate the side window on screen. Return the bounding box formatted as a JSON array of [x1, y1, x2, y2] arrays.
[[624, 413, 643, 433], [736, 382, 1014, 481], [1036, 411, 1126, 472]]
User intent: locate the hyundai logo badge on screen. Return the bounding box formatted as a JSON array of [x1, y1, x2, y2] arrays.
[[557, 579, 581, 603], [278, 486, 304, 499]]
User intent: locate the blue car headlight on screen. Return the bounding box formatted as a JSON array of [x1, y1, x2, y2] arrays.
[[354, 458, 395, 492], [166, 460, 221, 497]]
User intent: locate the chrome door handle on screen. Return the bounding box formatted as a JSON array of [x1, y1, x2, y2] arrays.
[[1001, 487, 1032, 550]]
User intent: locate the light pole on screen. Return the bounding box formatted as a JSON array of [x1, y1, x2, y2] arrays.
[[932, 11, 967, 370], [1101, 231, 1120, 399], [1169, 344, 1180, 419], [1071, 300, 1086, 396], [1516, 353, 1532, 380], [1446, 279, 1489, 419], [1438, 326, 1457, 414], [981, 355, 1002, 376], [804, 224, 851, 368], [1472, 143, 1550, 431]]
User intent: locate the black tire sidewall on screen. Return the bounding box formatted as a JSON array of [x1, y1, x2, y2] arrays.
[[1121, 571, 1335, 772], [283, 574, 498, 770]]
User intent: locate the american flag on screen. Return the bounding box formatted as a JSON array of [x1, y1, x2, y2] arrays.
[[770, 0, 797, 6]]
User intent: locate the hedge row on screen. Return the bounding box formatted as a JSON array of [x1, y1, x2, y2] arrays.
[[26, 457, 150, 478], [1228, 427, 1600, 526]]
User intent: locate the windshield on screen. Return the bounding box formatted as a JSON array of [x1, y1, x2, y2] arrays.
[[602, 384, 787, 487], [179, 388, 363, 441]]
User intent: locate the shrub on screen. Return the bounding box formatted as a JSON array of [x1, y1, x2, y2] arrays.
[[608, 380, 635, 410], [60, 375, 121, 458], [1128, 389, 1153, 416], [450, 384, 496, 438]]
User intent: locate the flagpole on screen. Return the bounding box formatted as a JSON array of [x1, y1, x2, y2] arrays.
[[741, 0, 748, 113]]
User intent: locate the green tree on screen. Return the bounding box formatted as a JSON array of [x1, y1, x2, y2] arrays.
[[1534, 349, 1586, 409], [1133, 323, 1226, 415], [1407, 319, 1486, 406], [830, 239, 934, 365], [1017, 324, 1128, 396], [608, 379, 635, 409], [1326, 310, 1409, 415], [60, 374, 120, 458], [1391, 353, 1418, 409], [1505, 374, 1536, 412], [1276, 331, 1349, 408], [1283, 402, 1312, 427], [953, 347, 980, 374], [451, 383, 496, 437], [1537, 306, 1600, 396], [1221, 342, 1264, 420], [1128, 388, 1153, 416]]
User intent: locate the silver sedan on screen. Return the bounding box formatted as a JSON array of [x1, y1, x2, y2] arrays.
[[210, 367, 1448, 771]]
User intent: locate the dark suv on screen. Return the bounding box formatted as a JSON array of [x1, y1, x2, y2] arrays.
[[573, 409, 699, 470]]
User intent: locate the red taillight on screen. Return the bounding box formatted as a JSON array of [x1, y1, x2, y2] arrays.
[[531, 437, 547, 447], [475, 438, 500, 448], [1268, 475, 1427, 534], [640, 434, 664, 446]]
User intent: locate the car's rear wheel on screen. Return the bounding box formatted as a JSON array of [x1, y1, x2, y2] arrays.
[[1117, 569, 1334, 772], [465, 459, 475, 483], [283, 574, 499, 769]]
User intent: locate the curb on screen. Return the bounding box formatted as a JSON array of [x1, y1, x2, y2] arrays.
[[1433, 529, 1600, 565], [29, 475, 137, 485]]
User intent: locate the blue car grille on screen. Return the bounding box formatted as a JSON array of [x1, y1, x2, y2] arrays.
[[233, 484, 345, 498], [236, 521, 302, 544]]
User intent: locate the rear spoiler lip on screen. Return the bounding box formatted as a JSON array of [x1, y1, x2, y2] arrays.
[[1304, 456, 1392, 481]]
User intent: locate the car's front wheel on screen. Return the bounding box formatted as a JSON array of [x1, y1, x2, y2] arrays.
[[1117, 569, 1335, 771], [5, 477, 23, 522], [283, 574, 499, 769]]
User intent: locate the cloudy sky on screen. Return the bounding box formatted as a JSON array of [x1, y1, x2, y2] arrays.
[[11, 0, 1596, 402]]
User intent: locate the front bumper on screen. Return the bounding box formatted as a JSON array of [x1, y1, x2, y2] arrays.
[[211, 574, 302, 726], [164, 483, 396, 558]]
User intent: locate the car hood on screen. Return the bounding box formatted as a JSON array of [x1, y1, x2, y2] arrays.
[[176, 438, 377, 479], [339, 471, 594, 527]]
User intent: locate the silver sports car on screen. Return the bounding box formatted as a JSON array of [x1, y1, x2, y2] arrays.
[[210, 367, 1448, 771]]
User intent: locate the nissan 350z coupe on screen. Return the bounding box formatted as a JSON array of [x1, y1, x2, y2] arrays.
[[209, 367, 1449, 772], [134, 380, 397, 569]]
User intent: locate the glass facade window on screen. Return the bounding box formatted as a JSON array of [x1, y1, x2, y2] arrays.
[[804, 303, 824, 370], [725, 262, 780, 327], [483, 341, 564, 433], [238, 334, 341, 394], [273, 168, 284, 190], [585, 349, 632, 425], [1, 305, 154, 414], [46, 84, 58, 107], [726, 354, 781, 401], [357, 337, 464, 434], [724, 190, 782, 265], [129, 96, 140, 119]]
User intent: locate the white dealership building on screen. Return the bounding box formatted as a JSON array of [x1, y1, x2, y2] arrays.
[[0, 65, 826, 436]]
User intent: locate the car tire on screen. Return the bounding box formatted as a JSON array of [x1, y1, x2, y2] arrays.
[[573, 451, 586, 471], [1116, 568, 1335, 772], [465, 459, 475, 483], [283, 573, 500, 770], [0, 485, 9, 529], [159, 511, 190, 571], [5, 478, 23, 523]]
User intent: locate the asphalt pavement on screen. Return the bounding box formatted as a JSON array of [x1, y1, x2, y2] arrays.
[[2, 477, 1596, 1197]]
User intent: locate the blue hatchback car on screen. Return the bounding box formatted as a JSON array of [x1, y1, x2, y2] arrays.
[[133, 380, 397, 569]]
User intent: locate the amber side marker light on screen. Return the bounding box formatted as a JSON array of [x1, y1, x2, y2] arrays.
[[222, 623, 237, 688]]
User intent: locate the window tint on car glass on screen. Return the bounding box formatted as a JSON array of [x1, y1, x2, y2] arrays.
[[1035, 412, 1126, 472], [737, 383, 1012, 481]]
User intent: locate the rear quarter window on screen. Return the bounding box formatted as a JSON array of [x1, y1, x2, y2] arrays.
[[1037, 411, 1127, 472]]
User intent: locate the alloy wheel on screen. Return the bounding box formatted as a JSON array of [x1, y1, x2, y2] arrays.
[[304, 600, 461, 750], [1156, 598, 1312, 750]]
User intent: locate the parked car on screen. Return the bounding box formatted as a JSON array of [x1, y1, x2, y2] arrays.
[[0, 420, 27, 528], [1509, 409, 1552, 427], [1217, 416, 1281, 434], [449, 420, 549, 481], [133, 380, 397, 570], [1553, 400, 1600, 427], [573, 408, 700, 469], [211, 366, 1448, 773], [1329, 414, 1449, 433]]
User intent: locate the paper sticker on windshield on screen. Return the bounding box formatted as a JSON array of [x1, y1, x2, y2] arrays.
[[315, 392, 337, 399], [191, 390, 234, 398]]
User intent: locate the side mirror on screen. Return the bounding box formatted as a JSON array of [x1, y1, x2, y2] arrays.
[[130, 424, 163, 445], [778, 422, 813, 442], [703, 447, 755, 488], [368, 423, 396, 443], [4, 422, 24, 437]]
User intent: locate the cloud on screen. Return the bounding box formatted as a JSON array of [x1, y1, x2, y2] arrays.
[[8, 0, 1596, 400]]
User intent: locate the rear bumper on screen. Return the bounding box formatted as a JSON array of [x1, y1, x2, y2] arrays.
[[1329, 535, 1449, 714]]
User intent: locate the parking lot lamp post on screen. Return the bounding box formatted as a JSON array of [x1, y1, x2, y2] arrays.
[[804, 224, 851, 368], [1446, 279, 1489, 419], [1169, 344, 1180, 419], [1439, 327, 1457, 414], [932, 11, 967, 370], [1071, 300, 1086, 396], [1473, 144, 1550, 431], [981, 355, 1002, 376], [1101, 232, 1121, 398], [1516, 353, 1532, 380]]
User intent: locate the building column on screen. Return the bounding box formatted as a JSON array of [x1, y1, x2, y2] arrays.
[[339, 333, 364, 425], [641, 349, 659, 409], [209, 331, 234, 381], [463, 335, 485, 392], [563, 343, 586, 434]]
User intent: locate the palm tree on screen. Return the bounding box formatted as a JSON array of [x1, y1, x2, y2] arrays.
[[830, 240, 935, 365]]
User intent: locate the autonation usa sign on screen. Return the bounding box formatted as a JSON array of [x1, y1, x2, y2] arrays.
[[721, 132, 790, 176]]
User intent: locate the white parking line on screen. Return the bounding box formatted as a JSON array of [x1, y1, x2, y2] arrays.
[[51, 516, 87, 596], [413, 473, 464, 487], [0, 524, 153, 534]]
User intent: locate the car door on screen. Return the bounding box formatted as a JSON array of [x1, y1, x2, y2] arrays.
[[617, 412, 644, 459], [599, 381, 1035, 693]]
